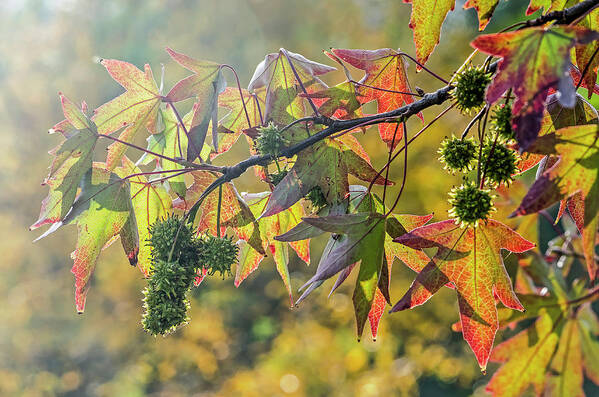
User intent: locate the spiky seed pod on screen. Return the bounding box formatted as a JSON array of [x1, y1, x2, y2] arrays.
[[199, 235, 238, 278], [480, 142, 518, 186], [147, 215, 201, 266], [255, 121, 288, 157], [142, 285, 190, 336], [269, 170, 288, 186], [448, 181, 495, 227], [141, 259, 196, 336], [142, 216, 202, 336], [490, 104, 514, 140], [438, 136, 478, 173], [452, 66, 491, 114], [306, 185, 328, 210]]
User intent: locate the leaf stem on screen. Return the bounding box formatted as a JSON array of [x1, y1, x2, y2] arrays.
[[216, 184, 222, 238], [221, 64, 253, 128]]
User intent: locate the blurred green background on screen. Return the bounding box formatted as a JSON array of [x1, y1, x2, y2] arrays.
[[0, 1, 557, 396]]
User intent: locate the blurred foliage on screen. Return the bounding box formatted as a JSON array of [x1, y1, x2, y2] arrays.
[[0, 0, 567, 396]]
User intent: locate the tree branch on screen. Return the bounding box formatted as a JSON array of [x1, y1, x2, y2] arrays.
[[524, 0, 599, 27]]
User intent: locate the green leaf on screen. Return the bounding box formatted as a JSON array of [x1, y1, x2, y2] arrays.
[[404, 0, 456, 65], [116, 157, 172, 277], [140, 105, 210, 197], [248, 48, 336, 144], [216, 87, 264, 158], [512, 124, 599, 280], [92, 59, 161, 170], [302, 212, 386, 338], [237, 192, 309, 304], [487, 302, 599, 397], [39, 165, 134, 313], [31, 94, 98, 230], [262, 139, 389, 217], [165, 48, 225, 161], [464, 0, 500, 30]]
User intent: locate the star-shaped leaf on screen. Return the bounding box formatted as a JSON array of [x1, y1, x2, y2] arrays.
[[248, 48, 335, 144], [31, 94, 98, 230], [302, 212, 386, 338], [575, 7, 599, 99], [262, 139, 389, 217], [487, 301, 599, 397], [293, 187, 433, 339], [471, 26, 599, 149], [164, 48, 226, 160], [392, 219, 535, 371], [92, 59, 161, 170], [330, 48, 419, 149], [512, 124, 599, 280], [37, 165, 135, 313], [526, 0, 567, 16]]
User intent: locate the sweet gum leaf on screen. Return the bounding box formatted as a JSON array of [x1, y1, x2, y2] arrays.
[[64, 165, 134, 313], [403, 0, 456, 66], [165, 48, 225, 161], [464, 0, 500, 30], [487, 303, 599, 397], [248, 48, 335, 145], [392, 219, 534, 371], [330, 48, 420, 149], [238, 192, 309, 304], [262, 139, 389, 217], [512, 124, 599, 280], [32, 94, 97, 230], [93, 59, 161, 170], [471, 26, 599, 149]]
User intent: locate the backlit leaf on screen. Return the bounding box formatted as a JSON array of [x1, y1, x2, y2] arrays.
[[165, 48, 225, 161], [330, 48, 420, 149], [512, 124, 599, 280], [404, 0, 456, 66], [31, 94, 98, 230], [392, 219, 535, 371], [116, 157, 172, 276], [471, 26, 599, 149], [92, 59, 161, 170]]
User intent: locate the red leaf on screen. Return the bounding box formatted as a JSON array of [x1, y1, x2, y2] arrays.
[[471, 26, 599, 149], [392, 219, 534, 371], [330, 48, 420, 150]]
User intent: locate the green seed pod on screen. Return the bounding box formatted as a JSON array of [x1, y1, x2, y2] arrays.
[[306, 185, 328, 210], [255, 121, 288, 157], [438, 136, 478, 173], [141, 259, 195, 336], [141, 216, 202, 336], [490, 104, 514, 140], [480, 142, 518, 186], [452, 66, 491, 114], [147, 215, 201, 266], [199, 235, 239, 278], [448, 181, 495, 227]]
